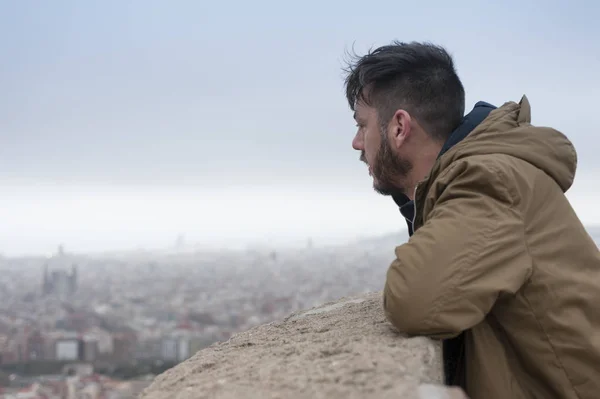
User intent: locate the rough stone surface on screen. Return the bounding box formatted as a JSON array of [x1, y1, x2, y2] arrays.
[[140, 292, 468, 399]]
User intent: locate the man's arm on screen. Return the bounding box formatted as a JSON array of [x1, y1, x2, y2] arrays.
[[383, 159, 533, 339]]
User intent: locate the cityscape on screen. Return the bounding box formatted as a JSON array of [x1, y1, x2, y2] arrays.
[[1, 226, 598, 398], [0, 230, 413, 398]]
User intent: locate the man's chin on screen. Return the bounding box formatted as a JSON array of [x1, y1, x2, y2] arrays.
[[372, 177, 404, 197], [372, 180, 393, 196]]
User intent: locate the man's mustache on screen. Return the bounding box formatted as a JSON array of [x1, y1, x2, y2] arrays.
[[360, 151, 367, 164]]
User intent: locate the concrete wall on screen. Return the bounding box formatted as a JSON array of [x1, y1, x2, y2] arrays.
[[140, 292, 467, 399]]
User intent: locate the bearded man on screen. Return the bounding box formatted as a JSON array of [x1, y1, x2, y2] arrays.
[[343, 41, 600, 399]]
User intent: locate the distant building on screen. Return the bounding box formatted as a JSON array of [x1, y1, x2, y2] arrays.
[[26, 330, 45, 361], [160, 338, 178, 361], [307, 238, 313, 249], [83, 327, 113, 355], [134, 338, 162, 360], [110, 332, 137, 363], [55, 338, 81, 361], [160, 337, 191, 362], [82, 340, 98, 362], [175, 234, 186, 250], [43, 264, 77, 298], [54, 335, 97, 362]]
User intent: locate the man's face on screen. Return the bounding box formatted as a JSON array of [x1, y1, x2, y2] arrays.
[[352, 101, 412, 196]]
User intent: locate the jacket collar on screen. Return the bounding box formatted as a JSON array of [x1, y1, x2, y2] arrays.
[[393, 101, 497, 236]]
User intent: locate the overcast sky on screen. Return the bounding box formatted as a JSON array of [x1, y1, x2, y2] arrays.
[[1, 0, 599, 255]]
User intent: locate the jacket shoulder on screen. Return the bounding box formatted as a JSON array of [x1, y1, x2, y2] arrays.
[[425, 153, 552, 227], [427, 155, 518, 205]]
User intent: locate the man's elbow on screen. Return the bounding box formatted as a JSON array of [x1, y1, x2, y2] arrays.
[[383, 282, 429, 335], [383, 282, 462, 340]]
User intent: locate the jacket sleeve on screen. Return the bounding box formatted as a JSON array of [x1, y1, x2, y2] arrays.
[[383, 160, 533, 339]]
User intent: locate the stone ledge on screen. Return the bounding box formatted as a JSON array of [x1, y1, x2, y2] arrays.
[[139, 292, 468, 399]]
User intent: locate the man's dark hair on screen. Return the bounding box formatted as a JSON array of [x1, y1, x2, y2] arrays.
[[343, 41, 465, 141]]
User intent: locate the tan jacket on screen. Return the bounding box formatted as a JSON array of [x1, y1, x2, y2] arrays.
[[383, 96, 600, 399]]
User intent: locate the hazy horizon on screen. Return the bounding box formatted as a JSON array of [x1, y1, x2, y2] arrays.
[[2, 1, 599, 256]]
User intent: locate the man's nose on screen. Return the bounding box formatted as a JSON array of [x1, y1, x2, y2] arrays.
[[352, 132, 363, 151]]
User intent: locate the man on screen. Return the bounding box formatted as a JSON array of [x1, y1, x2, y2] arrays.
[[343, 41, 600, 399]]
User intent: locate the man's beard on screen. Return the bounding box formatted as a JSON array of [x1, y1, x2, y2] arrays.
[[362, 134, 412, 197]]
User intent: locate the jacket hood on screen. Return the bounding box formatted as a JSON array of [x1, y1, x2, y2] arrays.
[[433, 95, 578, 193]]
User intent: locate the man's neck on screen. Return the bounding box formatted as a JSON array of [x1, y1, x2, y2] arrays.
[[404, 141, 444, 200]]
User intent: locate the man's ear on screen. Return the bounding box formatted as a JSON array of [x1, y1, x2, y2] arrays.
[[390, 109, 412, 150]]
